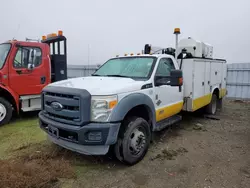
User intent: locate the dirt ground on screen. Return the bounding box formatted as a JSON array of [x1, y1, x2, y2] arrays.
[[0, 100, 250, 188]]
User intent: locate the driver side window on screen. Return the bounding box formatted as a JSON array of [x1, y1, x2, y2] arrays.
[[155, 58, 176, 77], [13, 47, 42, 69]]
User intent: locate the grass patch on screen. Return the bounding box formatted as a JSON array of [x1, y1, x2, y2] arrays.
[[0, 117, 46, 159], [151, 147, 188, 161], [0, 116, 108, 188], [0, 117, 77, 188], [0, 145, 76, 188]]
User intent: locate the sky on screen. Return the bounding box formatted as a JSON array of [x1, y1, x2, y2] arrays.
[[0, 0, 249, 65]]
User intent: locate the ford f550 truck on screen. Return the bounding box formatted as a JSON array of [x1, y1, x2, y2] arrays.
[[39, 30, 227, 165]]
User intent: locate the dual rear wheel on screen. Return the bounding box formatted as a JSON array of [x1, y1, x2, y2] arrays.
[[206, 94, 218, 115], [206, 93, 223, 115]]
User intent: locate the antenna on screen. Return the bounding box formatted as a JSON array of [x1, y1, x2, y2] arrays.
[[87, 44, 90, 68]]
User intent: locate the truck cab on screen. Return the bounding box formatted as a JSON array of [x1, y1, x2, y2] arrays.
[[39, 36, 227, 165], [0, 31, 67, 126]]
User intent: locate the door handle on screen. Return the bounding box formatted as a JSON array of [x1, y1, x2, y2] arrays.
[[41, 76, 46, 84], [16, 70, 22, 74]]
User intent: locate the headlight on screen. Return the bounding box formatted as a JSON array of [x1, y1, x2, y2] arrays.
[[91, 95, 118, 122]]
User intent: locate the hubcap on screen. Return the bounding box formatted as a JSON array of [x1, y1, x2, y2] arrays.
[[129, 128, 146, 155], [0, 103, 7, 122]]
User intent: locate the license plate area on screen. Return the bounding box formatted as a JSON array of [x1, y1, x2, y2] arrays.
[[48, 125, 59, 138]]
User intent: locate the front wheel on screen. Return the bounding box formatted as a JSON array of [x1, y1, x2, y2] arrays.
[[114, 116, 151, 165], [0, 97, 13, 126]]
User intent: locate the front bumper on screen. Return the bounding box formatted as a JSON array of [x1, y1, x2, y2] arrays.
[[39, 112, 120, 155]]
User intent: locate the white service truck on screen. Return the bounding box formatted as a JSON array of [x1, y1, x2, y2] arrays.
[[38, 33, 227, 165]]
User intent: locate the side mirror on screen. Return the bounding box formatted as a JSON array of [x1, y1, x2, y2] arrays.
[[27, 49, 37, 70], [27, 63, 34, 70], [170, 70, 183, 86]]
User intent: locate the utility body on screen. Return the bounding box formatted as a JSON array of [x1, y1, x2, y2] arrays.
[[0, 31, 67, 125], [39, 31, 227, 165]]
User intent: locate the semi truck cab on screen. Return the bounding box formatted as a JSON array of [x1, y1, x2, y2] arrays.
[[38, 36, 227, 165], [0, 31, 67, 126]]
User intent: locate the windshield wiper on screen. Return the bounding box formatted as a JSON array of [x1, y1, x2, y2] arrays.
[[106, 74, 129, 78], [91, 73, 101, 76], [92, 74, 130, 78]]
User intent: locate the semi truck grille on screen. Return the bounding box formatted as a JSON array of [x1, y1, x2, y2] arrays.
[[43, 92, 81, 125]]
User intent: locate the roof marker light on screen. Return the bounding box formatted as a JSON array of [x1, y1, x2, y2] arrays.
[[58, 30, 63, 36], [42, 35, 46, 40], [47, 33, 57, 38]]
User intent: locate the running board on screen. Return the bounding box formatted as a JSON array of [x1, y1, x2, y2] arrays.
[[154, 115, 182, 131]]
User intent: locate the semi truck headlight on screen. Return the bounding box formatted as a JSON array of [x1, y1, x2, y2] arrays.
[[91, 95, 118, 122]]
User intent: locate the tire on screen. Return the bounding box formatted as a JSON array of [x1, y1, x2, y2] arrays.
[[114, 116, 151, 165], [206, 94, 217, 115], [0, 97, 13, 126]]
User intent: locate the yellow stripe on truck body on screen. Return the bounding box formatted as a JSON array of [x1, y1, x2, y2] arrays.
[[192, 94, 212, 111], [156, 101, 183, 122]]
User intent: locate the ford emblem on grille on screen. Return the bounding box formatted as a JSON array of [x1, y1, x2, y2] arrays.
[[51, 101, 63, 111]]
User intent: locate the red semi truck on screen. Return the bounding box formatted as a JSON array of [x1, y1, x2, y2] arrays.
[[0, 31, 67, 126]]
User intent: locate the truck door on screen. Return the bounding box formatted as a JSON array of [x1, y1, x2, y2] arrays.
[[8, 44, 49, 95], [154, 57, 183, 122]]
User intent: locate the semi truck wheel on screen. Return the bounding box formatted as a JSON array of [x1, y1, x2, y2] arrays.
[[114, 116, 151, 165], [206, 94, 217, 115], [0, 97, 13, 126]]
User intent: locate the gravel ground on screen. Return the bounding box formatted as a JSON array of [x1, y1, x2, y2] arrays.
[[70, 100, 250, 188]]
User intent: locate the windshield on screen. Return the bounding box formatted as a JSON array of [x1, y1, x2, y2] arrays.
[[0, 44, 11, 69], [93, 57, 156, 79]]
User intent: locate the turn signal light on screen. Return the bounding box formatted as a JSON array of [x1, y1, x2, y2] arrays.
[[179, 77, 183, 85], [109, 100, 117, 109]]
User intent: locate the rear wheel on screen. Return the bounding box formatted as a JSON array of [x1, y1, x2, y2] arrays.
[[0, 97, 13, 126], [206, 94, 217, 115], [114, 116, 151, 165]]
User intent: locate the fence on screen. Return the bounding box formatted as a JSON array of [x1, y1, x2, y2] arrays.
[[226, 63, 250, 100], [67, 63, 250, 100], [67, 65, 99, 78]]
